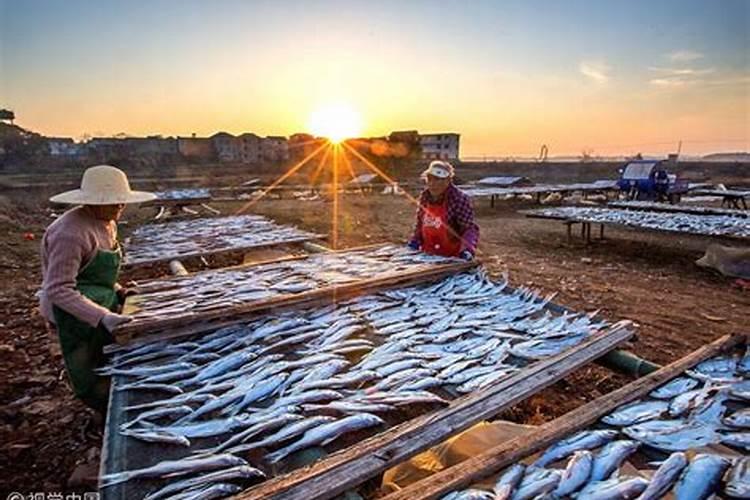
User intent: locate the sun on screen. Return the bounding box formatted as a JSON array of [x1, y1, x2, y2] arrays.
[[308, 103, 363, 143]]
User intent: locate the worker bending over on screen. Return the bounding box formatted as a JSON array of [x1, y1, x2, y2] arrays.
[[39, 165, 155, 412]]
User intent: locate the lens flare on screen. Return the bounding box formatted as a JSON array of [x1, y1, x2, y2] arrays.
[[308, 103, 362, 143]]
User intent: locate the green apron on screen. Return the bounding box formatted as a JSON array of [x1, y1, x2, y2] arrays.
[[53, 246, 121, 412]]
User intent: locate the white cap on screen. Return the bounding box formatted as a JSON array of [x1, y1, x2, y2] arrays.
[[50, 165, 156, 205], [421, 160, 454, 179]]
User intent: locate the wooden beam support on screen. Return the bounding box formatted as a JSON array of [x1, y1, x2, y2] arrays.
[[382, 332, 748, 500], [235, 323, 635, 500]]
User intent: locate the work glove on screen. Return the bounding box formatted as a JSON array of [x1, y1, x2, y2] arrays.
[[407, 240, 420, 251], [100, 313, 133, 333], [459, 250, 474, 261]]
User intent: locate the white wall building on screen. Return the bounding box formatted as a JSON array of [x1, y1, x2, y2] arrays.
[[420, 133, 460, 160]]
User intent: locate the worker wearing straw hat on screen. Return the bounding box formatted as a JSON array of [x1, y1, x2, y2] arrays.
[[408, 160, 479, 259], [39, 165, 155, 412]]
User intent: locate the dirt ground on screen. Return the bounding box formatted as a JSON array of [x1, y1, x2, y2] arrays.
[[0, 186, 748, 494]]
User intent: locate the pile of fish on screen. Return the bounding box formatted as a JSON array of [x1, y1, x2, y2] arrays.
[[462, 181, 618, 199], [443, 346, 750, 500], [101, 269, 619, 498], [152, 188, 212, 201], [123, 215, 323, 265], [125, 244, 458, 329], [609, 200, 748, 219], [526, 206, 750, 239]]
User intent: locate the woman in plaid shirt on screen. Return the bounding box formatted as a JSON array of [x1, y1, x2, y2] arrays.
[[408, 161, 479, 259]]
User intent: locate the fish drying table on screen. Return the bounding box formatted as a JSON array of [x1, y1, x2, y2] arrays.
[[113, 244, 477, 342], [99, 259, 636, 500], [608, 200, 749, 218], [690, 189, 749, 210], [384, 332, 750, 500], [122, 214, 324, 267], [522, 207, 750, 244], [462, 181, 619, 207], [143, 188, 217, 220]]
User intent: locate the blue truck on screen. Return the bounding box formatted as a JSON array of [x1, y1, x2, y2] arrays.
[[617, 159, 689, 203]]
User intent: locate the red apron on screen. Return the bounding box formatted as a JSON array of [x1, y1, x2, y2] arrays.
[[421, 200, 462, 257]]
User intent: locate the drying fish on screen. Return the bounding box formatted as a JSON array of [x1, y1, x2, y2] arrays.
[[144, 465, 265, 500], [266, 413, 384, 463], [511, 467, 561, 500], [226, 416, 337, 454], [720, 431, 750, 450], [577, 476, 649, 500], [493, 463, 526, 500], [533, 430, 618, 467], [724, 457, 750, 499], [668, 386, 722, 418], [120, 405, 194, 429], [590, 440, 640, 482], [100, 453, 248, 488], [554, 450, 593, 497], [623, 419, 720, 451], [636, 452, 688, 500], [441, 490, 494, 500], [170, 482, 243, 500], [673, 453, 731, 500], [724, 407, 750, 429], [119, 428, 191, 447], [601, 400, 669, 426]]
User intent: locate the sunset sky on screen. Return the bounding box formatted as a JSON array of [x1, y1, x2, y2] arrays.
[[1, 0, 748, 157]]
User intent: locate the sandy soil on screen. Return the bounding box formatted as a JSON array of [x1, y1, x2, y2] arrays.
[[0, 187, 747, 493]]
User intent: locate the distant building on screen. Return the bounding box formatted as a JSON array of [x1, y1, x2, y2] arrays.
[[289, 133, 324, 160], [178, 136, 215, 161], [123, 136, 178, 156], [262, 136, 289, 162], [47, 137, 82, 156], [85, 138, 128, 158], [420, 133, 460, 160], [211, 132, 242, 162], [238, 133, 262, 163]]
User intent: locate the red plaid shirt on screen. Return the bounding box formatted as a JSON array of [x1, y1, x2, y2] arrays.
[[410, 184, 479, 254]]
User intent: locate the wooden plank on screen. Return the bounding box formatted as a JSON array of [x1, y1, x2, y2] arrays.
[[106, 260, 478, 352], [382, 332, 749, 500], [235, 323, 635, 500]]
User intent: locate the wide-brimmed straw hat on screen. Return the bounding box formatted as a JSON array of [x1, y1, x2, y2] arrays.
[[50, 165, 156, 205], [421, 160, 455, 179]]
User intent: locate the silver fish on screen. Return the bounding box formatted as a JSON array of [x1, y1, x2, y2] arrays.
[[577, 476, 648, 500], [554, 450, 593, 497], [668, 386, 721, 418], [143, 465, 265, 500], [624, 420, 720, 451], [724, 407, 750, 429], [100, 453, 248, 488], [227, 416, 337, 454], [493, 463, 526, 500], [120, 405, 194, 429], [725, 456, 750, 499], [590, 440, 640, 482], [674, 453, 731, 500], [720, 431, 750, 450], [172, 482, 243, 500], [636, 451, 688, 500], [511, 467, 561, 500], [119, 428, 191, 447], [533, 430, 618, 467], [602, 400, 669, 426], [266, 413, 384, 463]]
